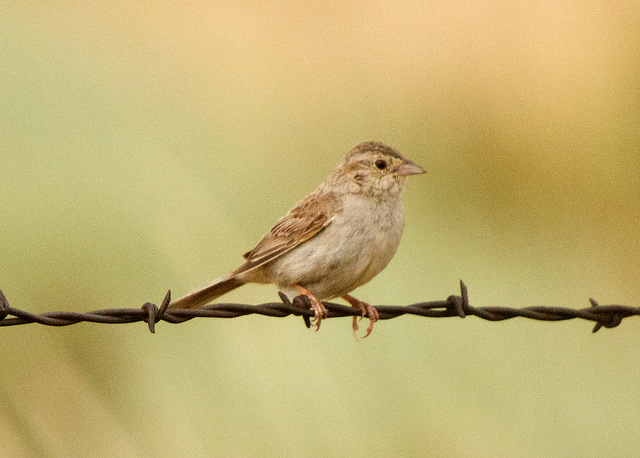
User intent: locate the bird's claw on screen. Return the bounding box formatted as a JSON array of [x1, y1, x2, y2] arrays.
[[343, 295, 378, 339], [309, 298, 328, 331], [294, 285, 327, 332]]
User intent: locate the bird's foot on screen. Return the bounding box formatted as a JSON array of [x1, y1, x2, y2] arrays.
[[342, 294, 379, 339], [295, 285, 327, 331]]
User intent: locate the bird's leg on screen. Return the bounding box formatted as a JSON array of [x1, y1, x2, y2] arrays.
[[342, 294, 379, 339], [295, 285, 327, 331]]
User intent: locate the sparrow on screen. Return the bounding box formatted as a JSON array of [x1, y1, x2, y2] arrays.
[[169, 141, 427, 338]]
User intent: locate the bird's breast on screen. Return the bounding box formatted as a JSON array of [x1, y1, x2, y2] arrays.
[[268, 193, 405, 299]]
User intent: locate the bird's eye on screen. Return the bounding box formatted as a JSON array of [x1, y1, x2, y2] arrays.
[[374, 159, 387, 170]]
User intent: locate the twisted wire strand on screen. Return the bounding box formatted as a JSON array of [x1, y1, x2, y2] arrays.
[[0, 282, 637, 334]]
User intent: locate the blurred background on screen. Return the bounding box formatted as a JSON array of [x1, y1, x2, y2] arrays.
[[1, 1, 639, 456]]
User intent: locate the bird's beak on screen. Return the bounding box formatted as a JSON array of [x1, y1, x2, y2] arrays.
[[396, 159, 427, 176]]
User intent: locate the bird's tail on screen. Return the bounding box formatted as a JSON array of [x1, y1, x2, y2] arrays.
[[168, 275, 245, 309]]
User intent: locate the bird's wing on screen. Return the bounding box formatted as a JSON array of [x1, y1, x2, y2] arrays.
[[233, 190, 341, 276]]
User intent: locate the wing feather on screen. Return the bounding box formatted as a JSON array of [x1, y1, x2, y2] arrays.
[[234, 190, 341, 276]]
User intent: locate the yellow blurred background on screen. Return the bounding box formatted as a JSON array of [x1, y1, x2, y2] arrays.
[[1, 2, 639, 456]]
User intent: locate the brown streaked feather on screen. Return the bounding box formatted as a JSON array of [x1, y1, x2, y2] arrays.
[[233, 190, 341, 276]]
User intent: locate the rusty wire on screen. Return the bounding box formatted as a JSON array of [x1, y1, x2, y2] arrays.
[[0, 282, 637, 334]]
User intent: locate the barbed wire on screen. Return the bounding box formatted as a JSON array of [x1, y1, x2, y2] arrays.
[[0, 281, 637, 334]]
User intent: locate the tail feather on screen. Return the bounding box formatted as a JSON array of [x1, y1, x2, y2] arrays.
[[169, 275, 245, 309]]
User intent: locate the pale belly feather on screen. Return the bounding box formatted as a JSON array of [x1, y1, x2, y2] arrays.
[[267, 193, 405, 300]]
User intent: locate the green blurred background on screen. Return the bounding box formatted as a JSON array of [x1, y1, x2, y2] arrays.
[[1, 2, 639, 456]]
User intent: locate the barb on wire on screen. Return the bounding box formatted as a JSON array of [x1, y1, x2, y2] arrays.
[[0, 281, 638, 334]]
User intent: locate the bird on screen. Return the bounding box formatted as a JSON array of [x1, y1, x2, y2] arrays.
[[169, 141, 427, 338]]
